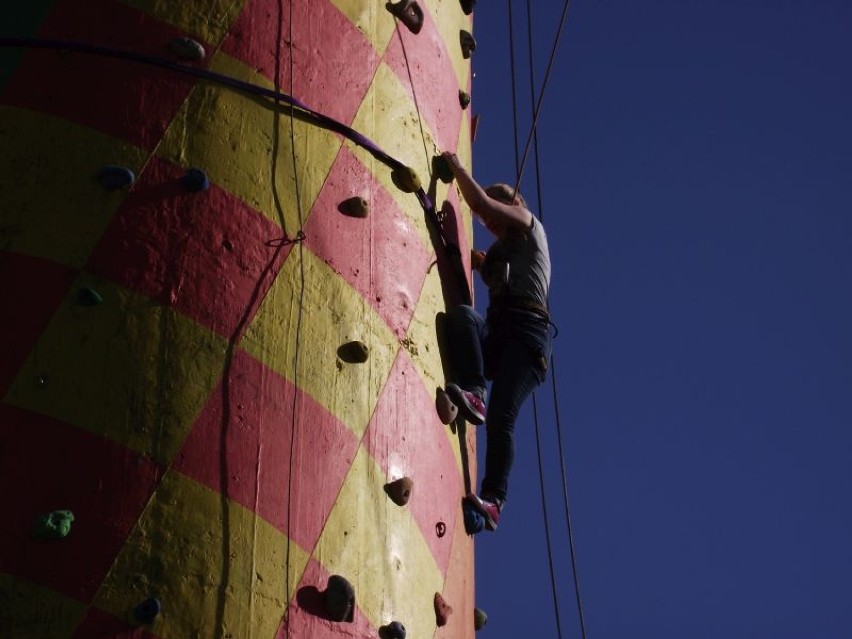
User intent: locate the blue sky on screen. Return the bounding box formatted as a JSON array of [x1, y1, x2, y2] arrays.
[[467, 1, 852, 637]]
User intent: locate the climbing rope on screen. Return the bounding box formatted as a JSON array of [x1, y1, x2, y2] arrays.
[[503, 0, 589, 637]]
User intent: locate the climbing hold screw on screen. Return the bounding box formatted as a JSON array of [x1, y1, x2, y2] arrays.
[[339, 196, 370, 218], [133, 597, 162, 624], [384, 477, 414, 507], [462, 500, 485, 535], [432, 155, 454, 185], [434, 592, 453, 627], [435, 521, 447, 538], [379, 621, 407, 639], [168, 36, 205, 61], [473, 607, 488, 630], [97, 166, 135, 191], [31, 510, 74, 539], [460, 30, 477, 59], [460, 0, 476, 15], [76, 286, 103, 307], [435, 388, 458, 425], [459, 90, 471, 110], [391, 166, 422, 193], [386, 0, 424, 35], [337, 341, 369, 364], [181, 168, 210, 192], [324, 575, 355, 622]]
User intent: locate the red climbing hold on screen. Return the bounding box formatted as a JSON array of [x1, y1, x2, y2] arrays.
[[384, 477, 414, 506], [434, 592, 453, 627], [386, 0, 425, 35]]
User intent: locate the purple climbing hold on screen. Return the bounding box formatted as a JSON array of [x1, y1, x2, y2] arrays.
[[97, 166, 135, 191], [462, 500, 485, 535], [168, 36, 205, 61], [181, 168, 210, 192], [133, 597, 161, 624]]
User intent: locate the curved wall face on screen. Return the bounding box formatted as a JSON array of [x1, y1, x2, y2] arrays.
[[0, 1, 476, 637]]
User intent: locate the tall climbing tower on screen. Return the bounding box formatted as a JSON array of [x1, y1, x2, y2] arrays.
[[0, 0, 478, 637]]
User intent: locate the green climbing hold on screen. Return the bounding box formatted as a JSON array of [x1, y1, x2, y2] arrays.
[[460, 30, 477, 59], [168, 36, 205, 61], [32, 510, 74, 539], [338, 341, 369, 364], [459, 90, 471, 110], [77, 286, 103, 306], [473, 607, 488, 630], [391, 166, 422, 193], [432, 155, 454, 184]]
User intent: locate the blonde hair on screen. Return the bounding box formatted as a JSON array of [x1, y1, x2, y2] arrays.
[[485, 183, 527, 209]]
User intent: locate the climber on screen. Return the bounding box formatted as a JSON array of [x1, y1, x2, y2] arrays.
[[441, 151, 552, 532]]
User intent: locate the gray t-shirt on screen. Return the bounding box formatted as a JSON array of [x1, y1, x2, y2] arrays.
[[481, 216, 551, 308]]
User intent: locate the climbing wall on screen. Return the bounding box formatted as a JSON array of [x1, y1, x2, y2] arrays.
[[0, 0, 478, 637]]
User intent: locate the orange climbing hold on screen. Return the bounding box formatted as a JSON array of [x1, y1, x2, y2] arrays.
[[386, 0, 425, 34]]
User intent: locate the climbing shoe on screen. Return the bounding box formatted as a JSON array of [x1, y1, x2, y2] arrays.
[[445, 383, 485, 425], [463, 493, 501, 531]]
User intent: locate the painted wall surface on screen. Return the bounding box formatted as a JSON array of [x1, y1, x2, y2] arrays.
[[0, 0, 477, 637]]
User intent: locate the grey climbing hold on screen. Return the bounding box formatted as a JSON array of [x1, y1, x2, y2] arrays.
[[337, 341, 369, 364], [460, 0, 475, 15], [384, 477, 413, 507], [324, 575, 355, 622], [459, 90, 471, 110], [168, 36, 205, 61], [473, 607, 488, 630], [32, 510, 74, 540], [339, 196, 369, 218], [432, 155, 454, 184], [391, 166, 421, 193], [434, 592, 453, 627], [460, 30, 476, 59], [77, 286, 103, 307], [181, 168, 209, 192], [133, 597, 161, 624], [379, 621, 407, 639], [97, 166, 135, 191], [386, 0, 424, 35], [435, 388, 458, 425]]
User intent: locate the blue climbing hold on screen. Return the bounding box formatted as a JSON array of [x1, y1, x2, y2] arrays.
[[32, 510, 74, 539], [77, 286, 103, 307], [379, 621, 407, 639], [181, 168, 210, 192], [97, 166, 135, 191], [463, 501, 485, 535], [133, 597, 161, 624]]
